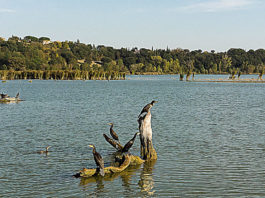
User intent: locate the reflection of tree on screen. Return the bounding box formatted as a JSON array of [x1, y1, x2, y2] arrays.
[[79, 176, 104, 195], [138, 159, 157, 196], [79, 172, 119, 186], [79, 163, 142, 192], [120, 164, 141, 192], [78, 158, 157, 196], [95, 177, 104, 193]]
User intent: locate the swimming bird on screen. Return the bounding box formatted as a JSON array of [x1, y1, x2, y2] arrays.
[[107, 123, 119, 142], [138, 100, 158, 118], [121, 132, 140, 153], [89, 144, 105, 176], [38, 146, 51, 154]]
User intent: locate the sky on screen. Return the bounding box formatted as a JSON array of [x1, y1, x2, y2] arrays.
[[0, 0, 265, 52]]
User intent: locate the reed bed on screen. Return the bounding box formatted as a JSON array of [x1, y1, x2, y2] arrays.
[[0, 70, 126, 80]]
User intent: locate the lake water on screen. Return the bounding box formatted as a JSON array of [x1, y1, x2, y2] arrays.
[[1, 75, 265, 197]]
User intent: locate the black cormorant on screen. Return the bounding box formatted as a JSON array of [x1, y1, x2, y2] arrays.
[[108, 123, 119, 142], [138, 100, 158, 118], [15, 92, 19, 99], [103, 134, 123, 150], [89, 144, 105, 176], [38, 146, 51, 154], [122, 132, 140, 153]]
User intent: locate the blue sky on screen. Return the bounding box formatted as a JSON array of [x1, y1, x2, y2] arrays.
[[0, 0, 264, 51]]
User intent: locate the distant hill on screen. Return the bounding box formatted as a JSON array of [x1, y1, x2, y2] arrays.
[[0, 36, 264, 75]]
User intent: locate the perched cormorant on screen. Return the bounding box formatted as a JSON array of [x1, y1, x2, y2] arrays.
[[138, 100, 158, 118], [121, 132, 140, 153], [38, 146, 51, 154], [107, 123, 119, 142], [89, 144, 105, 176], [15, 92, 19, 99], [103, 134, 123, 150]]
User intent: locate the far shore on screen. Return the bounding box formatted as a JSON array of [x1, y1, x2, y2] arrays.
[[191, 78, 265, 83], [188, 78, 265, 83]]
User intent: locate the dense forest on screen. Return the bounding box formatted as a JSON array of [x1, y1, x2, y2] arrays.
[[0, 35, 265, 75]]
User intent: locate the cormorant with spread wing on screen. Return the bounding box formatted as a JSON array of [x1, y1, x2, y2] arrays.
[[138, 100, 158, 118], [107, 123, 119, 142], [89, 144, 105, 176], [121, 132, 140, 153]]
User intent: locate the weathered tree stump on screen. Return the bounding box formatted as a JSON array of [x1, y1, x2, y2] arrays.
[[138, 111, 157, 161]]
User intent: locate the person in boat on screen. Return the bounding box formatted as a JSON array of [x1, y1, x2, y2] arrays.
[[1, 93, 8, 99]]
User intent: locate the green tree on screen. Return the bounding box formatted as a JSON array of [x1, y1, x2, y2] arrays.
[[24, 36, 38, 42], [8, 55, 26, 70], [220, 54, 232, 72]]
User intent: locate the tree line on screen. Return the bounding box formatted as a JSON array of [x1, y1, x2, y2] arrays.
[[0, 35, 265, 75]]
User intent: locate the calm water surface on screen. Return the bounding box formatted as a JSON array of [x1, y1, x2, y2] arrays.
[[1, 75, 265, 197]]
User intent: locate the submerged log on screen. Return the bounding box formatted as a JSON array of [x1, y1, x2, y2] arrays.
[[138, 111, 157, 160], [79, 161, 143, 185], [75, 154, 144, 178]]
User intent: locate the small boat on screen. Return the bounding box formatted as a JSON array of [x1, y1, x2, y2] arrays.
[[0, 93, 23, 103]]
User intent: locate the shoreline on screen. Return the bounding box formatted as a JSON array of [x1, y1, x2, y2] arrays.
[[192, 79, 265, 83]]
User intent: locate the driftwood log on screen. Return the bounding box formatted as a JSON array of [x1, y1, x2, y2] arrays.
[[75, 154, 144, 178], [138, 111, 157, 160]]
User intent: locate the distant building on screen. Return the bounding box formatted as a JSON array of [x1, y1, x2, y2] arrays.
[[133, 49, 140, 54], [42, 40, 51, 45], [77, 59, 86, 64]]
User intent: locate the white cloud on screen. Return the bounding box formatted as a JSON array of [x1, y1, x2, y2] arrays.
[[0, 8, 15, 13], [180, 0, 254, 12]]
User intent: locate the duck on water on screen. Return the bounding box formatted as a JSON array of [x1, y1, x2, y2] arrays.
[[37, 146, 51, 154]]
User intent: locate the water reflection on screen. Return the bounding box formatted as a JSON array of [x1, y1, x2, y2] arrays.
[[120, 164, 142, 191], [138, 159, 157, 196], [0, 100, 20, 104], [79, 159, 156, 196]]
